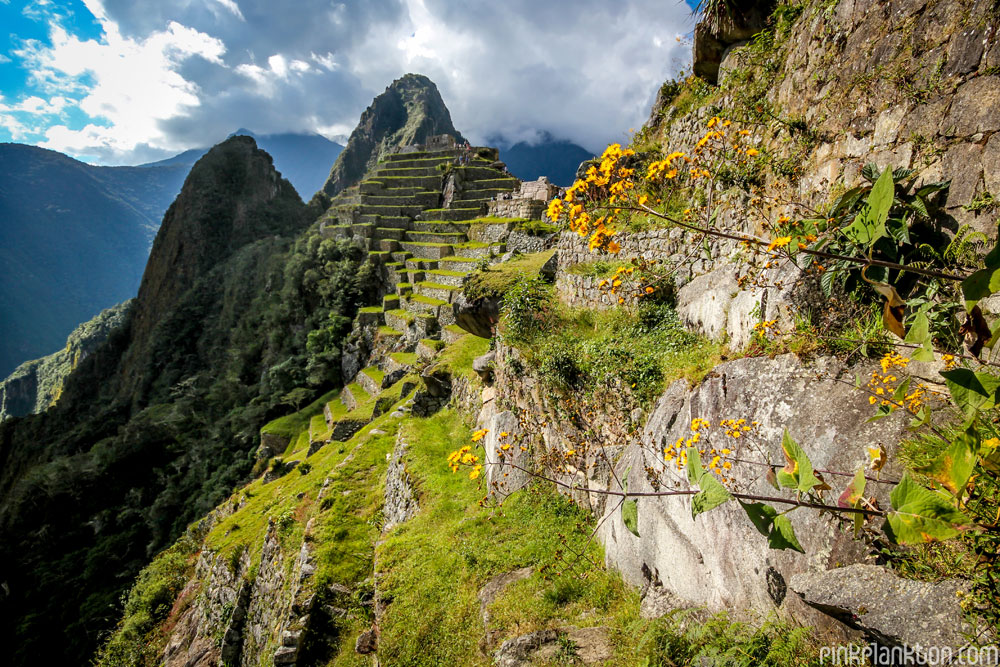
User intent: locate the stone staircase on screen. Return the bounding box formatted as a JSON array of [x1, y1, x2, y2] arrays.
[[315, 144, 521, 441]]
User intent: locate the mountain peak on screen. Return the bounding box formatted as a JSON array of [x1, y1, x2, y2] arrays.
[[321, 73, 466, 196]]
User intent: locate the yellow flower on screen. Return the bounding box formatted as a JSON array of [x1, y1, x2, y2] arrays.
[[469, 464, 483, 480], [546, 198, 564, 221], [471, 429, 489, 442], [767, 236, 792, 251], [645, 286, 655, 294], [745, 148, 760, 156], [638, 194, 648, 206], [607, 240, 621, 254]]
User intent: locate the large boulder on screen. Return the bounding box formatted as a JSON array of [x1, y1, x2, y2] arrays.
[[453, 293, 502, 339]]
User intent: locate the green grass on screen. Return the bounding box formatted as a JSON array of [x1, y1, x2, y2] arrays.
[[260, 388, 341, 440], [420, 338, 446, 352], [503, 290, 722, 405], [361, 366, 385, 386], [416, 281, 460, 292], [390, 352, 419, 366], [384, 308, 414, 324], [463, 250, 554, 301], [377, 326, 403, 337], [434, 332, 490, 379], [566, 259, 626, 278], [359, 306, 383, 314], [410, 294, 449, 307]]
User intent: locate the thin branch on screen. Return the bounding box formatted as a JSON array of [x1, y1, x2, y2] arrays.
[[606, 202, 970, 283]]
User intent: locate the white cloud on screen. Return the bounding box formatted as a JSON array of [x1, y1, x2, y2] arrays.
[[213, 0, 244, 21], [310, 51, 339, 71], [15, 11, 227, 160], [0, 53, 11, 63]]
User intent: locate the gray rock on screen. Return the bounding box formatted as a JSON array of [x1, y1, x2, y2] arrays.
[[494, 627, 614, 666], [539, 251, 558, 281], [494, 629, 559, 667], [790, 564, 971, 658], [478, 567, 533, 644], [452, 292, 501, 339], [676, 268, 738, 340], [598, 354, 911, 628], [355, 628, 378, 654], [384, 435, 419, 530], [472, 350, 496, 383]]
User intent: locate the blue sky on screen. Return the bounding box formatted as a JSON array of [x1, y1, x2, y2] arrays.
[[0, 0, 699, 165]]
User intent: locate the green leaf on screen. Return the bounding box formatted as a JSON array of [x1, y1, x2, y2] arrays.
[[775, 429, 822, 494], [904, 312, 934, 362], [770, 514, 805, 552], [940, 368, 1000, 416], [961, 239, 1000, 311], [686, 446, 704, 485], [739, 502, 803, 552], [884, 474, 970, 544], [691, 473, 733, 519], [740, 501, 778, 536], [915, 433, 978, 502], [621, 499, 640, 537], [843, 168, 893, 248]]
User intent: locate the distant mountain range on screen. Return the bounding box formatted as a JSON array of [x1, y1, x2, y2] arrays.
[[0, 143, 188, 378], [495, 132, 595, 186], [142, 129, 344, 200], [0, 131, 343, 378]]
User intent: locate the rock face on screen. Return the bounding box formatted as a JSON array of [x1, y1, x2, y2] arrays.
[[383, 433, 419, 530], [0, 300, 131, 421], [692, 0, 775, 82], [789, 565, 971, 659], [321, 73, 466, 196], [119, 135, 307, 400]]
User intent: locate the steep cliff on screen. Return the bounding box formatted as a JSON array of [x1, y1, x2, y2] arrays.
[[321, 73, 466, 196], [0, 300, 131, 422], [0, 136, 371, 667]]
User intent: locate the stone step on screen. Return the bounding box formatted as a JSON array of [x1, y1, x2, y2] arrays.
[[420, 207, 484, 222], [383, 294, 400, 311], [395, 282, 413, 297], [405, 258, 439, 271], [376, 325, 404, 342], [416, 338, 446, 360], [452, 166, 511, 181], [319, 222, 351, 240], [356, 366, 385, 397], [404, 230, 468, 244], [352, 222, 375, 237], [373, 227, 406, 241], [425, 269, 469, 287], [411, 221, 472, 234], [368, 250, 391, 263], [400, 241, 454, 259], [379, 239, 400, 253], [358, 215, 411, 229], [453, 188, 511, 201], [374, 175, 442, 190], [358, 204, 426, 218], [415, 281, 461, 303], [404, 293, 449, 317], [442, 324, 468, 343], [465, 177, 519, 191], [384, 308, 414, 332], [382, 149, 464, 163], [382, 351, 418, 379], [414, 312, 439, 338], [454, 242, 504, 258], [438, 256, 480, 271], [357, 306, 384, 326], [338, 383, 364, 413], [363, 192, 440, 207], [451, 198, 490, 211], [390, 251, 413, 263], [406, 269, 426, 284], [385, 263, 405, 285], [359, 181, 431, 197], [373, 166, 444, 178]]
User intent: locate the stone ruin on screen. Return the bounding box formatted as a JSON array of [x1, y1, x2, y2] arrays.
[[487, 176, 559, 220]]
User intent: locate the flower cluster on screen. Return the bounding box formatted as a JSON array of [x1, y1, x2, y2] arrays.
[[752, 319, 779, 338], [661, 417, 751, 485], [447, 445, 483, 480]]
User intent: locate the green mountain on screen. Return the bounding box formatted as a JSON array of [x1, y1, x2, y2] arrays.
[[322, 73, 466, 196], [141, 129, 344, 199], [0, 300, 131, 422], [0, 135, 373, 666], [0, 144, 187, 378]]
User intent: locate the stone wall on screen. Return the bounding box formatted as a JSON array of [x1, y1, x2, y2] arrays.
[[477, 343, 913, 636]]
